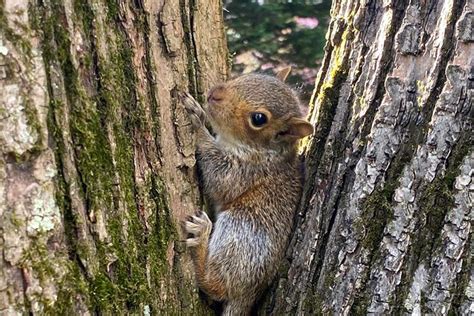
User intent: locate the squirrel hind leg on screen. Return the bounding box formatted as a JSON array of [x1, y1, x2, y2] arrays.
[[222, 299, 254, 316]]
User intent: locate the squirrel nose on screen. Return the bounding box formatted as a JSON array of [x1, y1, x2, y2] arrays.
[[207, 85, 225, 104]]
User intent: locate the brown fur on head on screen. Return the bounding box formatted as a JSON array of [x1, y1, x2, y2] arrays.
[[204, 69, 314, 152]]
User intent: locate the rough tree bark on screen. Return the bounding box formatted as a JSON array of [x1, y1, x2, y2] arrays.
[[1, 0, 473, 315], [1, 0, 227, 314], [267, 0, 473, 315]]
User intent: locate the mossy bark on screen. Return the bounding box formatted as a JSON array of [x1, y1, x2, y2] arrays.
[[0, 0, 227, 314], [266, 1, 473, 315], [2, 0, 473, 315]]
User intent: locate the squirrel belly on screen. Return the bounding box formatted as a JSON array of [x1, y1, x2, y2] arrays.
[[181, 68, 313, 315], [195, 142, 303, 315], [201, 153, 302, 315]]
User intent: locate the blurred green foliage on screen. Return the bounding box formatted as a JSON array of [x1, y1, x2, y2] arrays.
[[224, 0, 331, 67]]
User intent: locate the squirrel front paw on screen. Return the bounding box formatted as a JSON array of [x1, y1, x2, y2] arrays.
[[183, 211, 212, 247], [179, 92, 207, 130]]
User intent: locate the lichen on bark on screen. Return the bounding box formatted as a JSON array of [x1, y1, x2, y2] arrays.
[[1, 0, 227, 314], [268, 1, 473, 315]]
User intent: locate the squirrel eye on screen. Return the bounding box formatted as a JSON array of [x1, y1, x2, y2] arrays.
[[250, 112, 268, 128]]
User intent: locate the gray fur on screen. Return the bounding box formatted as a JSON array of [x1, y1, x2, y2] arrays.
[[179, 73, 308, 315]]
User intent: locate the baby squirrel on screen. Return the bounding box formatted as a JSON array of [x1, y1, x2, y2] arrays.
[[180, 68, 313, 315]]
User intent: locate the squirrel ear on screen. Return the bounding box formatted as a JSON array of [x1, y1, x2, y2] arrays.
[[276, 66, 291, 82], [279, 118, 314, 140]]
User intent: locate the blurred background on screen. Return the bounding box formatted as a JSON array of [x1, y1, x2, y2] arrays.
[[223, 0, 332, 104]]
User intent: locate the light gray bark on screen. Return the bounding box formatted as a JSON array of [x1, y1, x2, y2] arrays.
[[267, 0, 473, 315]]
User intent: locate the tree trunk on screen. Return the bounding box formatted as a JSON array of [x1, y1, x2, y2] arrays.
[[1, 0, 227, 314], [2, 0, 473, 315], [267, 0, 473, 315]]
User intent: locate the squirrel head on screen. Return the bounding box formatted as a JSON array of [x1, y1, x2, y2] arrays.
[[204, 68, 314, 154]]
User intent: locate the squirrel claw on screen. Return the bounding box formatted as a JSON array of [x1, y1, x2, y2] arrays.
[[185, 237, 201, 247], [180, 91, 206, 129], [185, 219, 201, 235], [183, 211, 212, 247], [188, 112, 203, 130]]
